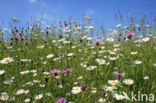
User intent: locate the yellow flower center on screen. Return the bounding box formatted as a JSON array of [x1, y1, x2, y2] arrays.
[[126, 81, 131, 85], [75, 88, 79, 91], [24, 71, 27, 74], [98, 60, 103, 63], [118, 96, 122, 100], [7, 81, 11, 84], [112, 81, 117, 84], [109, 87, 114, 91], [36, 97, 40, 100], [4, 59, 10, 63], [2, 96, 7, 99], [109, 38, 112, 41], [19, 91, 23, 94]]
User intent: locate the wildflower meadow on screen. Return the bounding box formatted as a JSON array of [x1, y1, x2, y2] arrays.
[[0, 15, 156, 103]]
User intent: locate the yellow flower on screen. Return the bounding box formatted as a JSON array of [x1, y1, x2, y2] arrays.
[[13, 17, 18, 22]]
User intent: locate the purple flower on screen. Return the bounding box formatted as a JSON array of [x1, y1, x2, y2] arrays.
[[117, 37, 121, 41], [93, 40, 101, 45], [113, 72, 125, 77], [28, 36, 32, 40], [125, 32, 134, 39], [64, 69, 72, 75], [15, 36, 20, 41], [51, 69, 61, 76], [56, 97, 66, 103], [23, 40, 28, 44], [19, 37, 25, 42], [78, 37, 84, 42], [58, 52, 64, 57]]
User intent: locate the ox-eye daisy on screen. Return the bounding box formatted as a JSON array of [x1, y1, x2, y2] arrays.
[[16, 89, 27, 95], [86, 66, 97, 71], [106, 86, 117, 92], [72, 86, 82, 94], [98, 98, 106, 103], [47, 54, 54, 58], [0, 92, 9, 101], [3, 80, 13, 85], [35, 94, 43, 100], [0, 57, 14, 64], [96, 59, 106, 65], [134, 60, 142, 64], [107, 38, 114, 42], [0, 70, 5, 75], [115, 94, 125, 100], [108, 80, 119, 85], [123, 79, 134, 85], [20, 70, 30, 75], [24, 98, 31, 102]]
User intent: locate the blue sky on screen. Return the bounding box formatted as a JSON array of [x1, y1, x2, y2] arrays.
[[0, 0, 156, 28]]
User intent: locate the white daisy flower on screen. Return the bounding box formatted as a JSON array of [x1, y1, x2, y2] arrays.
[[98, 98, 106, 103], [134, 60, 142, 64], [107, 38, 114, 42], [144, 76, 149, 80], [152, 64, 156, 67], [16, 89, 25, 95], [33, 80, 41, 83], [142, 37, 150, 42], [35, 94, 43, 100], [108, 80, 119, 85], [30, 70, 37, 73], [0, 92, 9, 101], [106, 86, 117, 92], [130, 52, 138, 55], [46, 54, 54, 58], [96, 59, 106, 65], [3, 80, 13, 85], [115, 94, 125, 100], [116, 24, 122, 28], [37, 45, 44, 49], [86, 66, 97, 71], [24, 98, 31, 102], [109, 57, 117, 61], [77, 76, 83, 80], [91, 89, 97, 94], [39, 84, 45, 88], [123, 79, 134, 85], [43, 72, 50, 75], [0, 57, 14, 64], [87, 37, 92, 41], [20, 59, 31, 62], [20, 70, 30, 75], [0, 70, 5, 75], [67, 53, 73, 56], [71, 86, 82, 94]]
